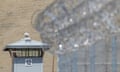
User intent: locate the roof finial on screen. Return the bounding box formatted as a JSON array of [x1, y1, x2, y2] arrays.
[[24, 32, 30, 37], [24, 32, 31, 42]]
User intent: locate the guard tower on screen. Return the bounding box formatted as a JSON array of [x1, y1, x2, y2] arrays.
[[4, 33, 50, 72]]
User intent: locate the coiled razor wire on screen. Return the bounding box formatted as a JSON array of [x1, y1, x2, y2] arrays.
[[33, 0, 120, 72]]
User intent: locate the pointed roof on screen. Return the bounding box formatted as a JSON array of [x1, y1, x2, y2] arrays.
[[4, 32, 50, 51]]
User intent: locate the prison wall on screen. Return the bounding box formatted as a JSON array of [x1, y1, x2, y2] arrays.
[[0, 0, 57, 72]]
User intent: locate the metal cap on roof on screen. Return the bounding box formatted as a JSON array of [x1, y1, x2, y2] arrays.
[[4, 32, 50, 51]]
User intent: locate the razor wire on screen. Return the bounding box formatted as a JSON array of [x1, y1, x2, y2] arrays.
[[33, 0, 120, 72]]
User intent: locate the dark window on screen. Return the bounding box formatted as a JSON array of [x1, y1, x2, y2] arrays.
[[12, 49, 44, 57]]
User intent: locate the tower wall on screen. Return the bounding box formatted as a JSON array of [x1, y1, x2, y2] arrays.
[[13, 58, 43, 72]]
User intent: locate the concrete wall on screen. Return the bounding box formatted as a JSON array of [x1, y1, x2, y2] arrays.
[[0, 0, 57, 72], [14, 58, 43, 72]]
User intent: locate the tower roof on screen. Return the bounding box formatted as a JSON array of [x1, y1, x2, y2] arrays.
[[4, 32, 50, 51]]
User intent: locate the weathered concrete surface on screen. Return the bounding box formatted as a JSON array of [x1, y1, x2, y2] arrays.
[[0, 0, 57, 72]]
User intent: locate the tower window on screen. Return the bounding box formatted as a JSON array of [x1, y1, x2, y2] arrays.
[[12, 49, 44, 57]]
